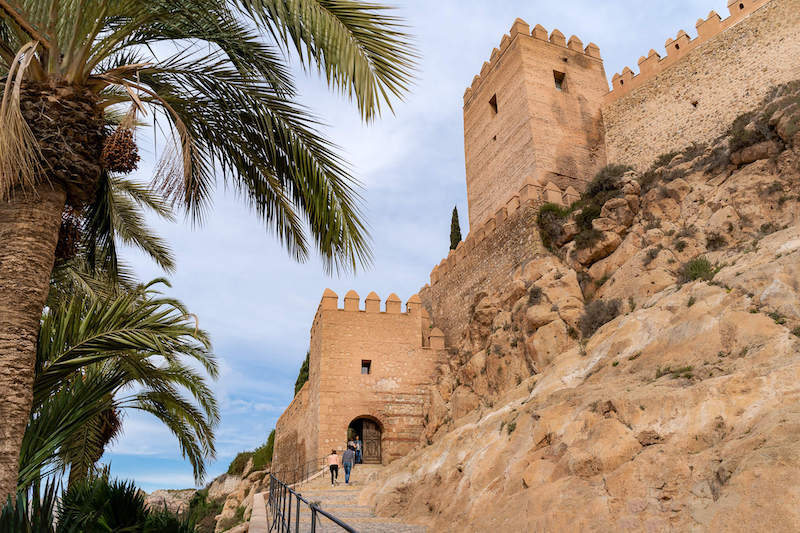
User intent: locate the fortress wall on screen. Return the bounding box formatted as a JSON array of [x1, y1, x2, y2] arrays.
[[420, 181, 575, 345], [462, 20, 608, 230], [312, 294, 444, 464], [272, 379, 317, 479], [603, 0, 800, 170]]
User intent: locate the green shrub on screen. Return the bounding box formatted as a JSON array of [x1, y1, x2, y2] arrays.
[[687, 296, 696, 307], [217, 506, 246, 531], [143, 507, 195, 533], [506, 422, 516, 435], [578, 299, 621, 337], [183, 489, 223, 533], [652, 151, 680, 170], [760, 222, 780, 235], [252, 429, 275, 470], [792, 327, 800, 338], [681, 142, 707, 162], [574, 203, 601, 231], [574, 229, 602, 250], [676, 225, 697, 238], [294, 352, 310, 396], [0, 480, 58, 533], [728, 111, 768, 152], [642, 247, 661, 266], [706, 232, 727, 251], [585, 164, 630, 198], [536, 203, 570, 250], [528, 286, 543, 305], [674, 240, 687, 252], [227, 452, 254, 475], [678, 257, 716, 283]]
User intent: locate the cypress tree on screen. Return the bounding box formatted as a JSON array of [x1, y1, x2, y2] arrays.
[[450, 206, 462, 250], [294, 352, 310, 396]]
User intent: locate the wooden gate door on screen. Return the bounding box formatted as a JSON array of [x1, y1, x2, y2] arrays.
[[362, 420, 381, 464]]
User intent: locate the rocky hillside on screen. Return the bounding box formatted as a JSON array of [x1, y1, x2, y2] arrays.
[[358, 83, 800, 531], [145, 456, 269, 533]]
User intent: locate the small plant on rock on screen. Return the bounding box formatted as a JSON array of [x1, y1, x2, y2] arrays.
[[678, 256, 719, 284], [574, 228, 603, 250], [528, 286, 543, 305], [705, 232, 727, 251], [642, 246, 661, 266], [536, 203, 571, 251], [578, 299, 621, 337], [674, 239, 688, 252]]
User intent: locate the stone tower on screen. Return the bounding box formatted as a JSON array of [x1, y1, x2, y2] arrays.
[[463, 19, 609, 229]]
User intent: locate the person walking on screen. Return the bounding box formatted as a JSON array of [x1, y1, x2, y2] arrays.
[[342, 445, 356, 484], [327, 449, 339, 486], [355, 435, 363, 464]]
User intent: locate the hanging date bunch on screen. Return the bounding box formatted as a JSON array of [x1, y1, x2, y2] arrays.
[[101, 127, 139, 173], [100, 97, 143, 173], [55, 207, 82, 261]]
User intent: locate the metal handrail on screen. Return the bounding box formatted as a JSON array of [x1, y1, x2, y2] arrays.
[[267, 472, 358, 533]]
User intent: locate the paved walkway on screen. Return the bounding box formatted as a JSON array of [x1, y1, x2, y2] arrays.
[[262, 465, 426, 533]]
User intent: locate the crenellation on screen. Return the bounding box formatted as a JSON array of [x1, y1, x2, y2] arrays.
[[365, 291, 381, 313], [385, 293, 402, 314], [607, 0, 771, 101]]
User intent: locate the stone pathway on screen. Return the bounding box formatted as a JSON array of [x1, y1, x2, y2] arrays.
[[264, 465, 426, 533]]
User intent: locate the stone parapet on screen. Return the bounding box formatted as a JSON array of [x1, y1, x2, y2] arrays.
[[464, 19, 602, 107], [429, 180, 577, 287], [606, 0, 771, 102]]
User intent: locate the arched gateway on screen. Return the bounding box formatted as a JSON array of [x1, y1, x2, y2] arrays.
[[271, 289, 447, 476], [348, 416, 382, 464]]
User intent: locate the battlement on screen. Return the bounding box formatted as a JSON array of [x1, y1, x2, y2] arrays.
[[463, 19, 602, 106], [428, 180, 577, 286], [313, 289, 444, 349], [316, 289, 424, 315], [607, 0, 770, 101]]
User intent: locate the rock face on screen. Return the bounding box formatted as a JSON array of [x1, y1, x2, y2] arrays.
[[361, 138, 800, 530], [145, 489, 196, 515]]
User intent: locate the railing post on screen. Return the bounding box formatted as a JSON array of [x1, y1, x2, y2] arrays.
[[286, 491, 292, 533], [310, 505, 317, 533], [295, 492, 301, 533]]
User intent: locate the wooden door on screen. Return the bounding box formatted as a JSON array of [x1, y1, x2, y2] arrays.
[[362, 420, 381, 464]]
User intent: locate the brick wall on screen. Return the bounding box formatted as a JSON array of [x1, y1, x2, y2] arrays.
[[603, 0, 800, 169]]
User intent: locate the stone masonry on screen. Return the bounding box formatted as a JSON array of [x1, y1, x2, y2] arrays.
[[463, 19, 608, 229], [272, 291, 445, 476], [424, 0, 800, 345], [273, 0, 800, 476]]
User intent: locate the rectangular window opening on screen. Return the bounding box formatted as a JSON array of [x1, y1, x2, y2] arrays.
[[553, 71, 566, 91], [361, 360, 372, 374], [489, 94, 498, 115]]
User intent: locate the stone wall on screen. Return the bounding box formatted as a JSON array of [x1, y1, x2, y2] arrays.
[[462, 19, 608, 229], [603, 0, 800, 169], [272, 291, 446, 475], [312, 291, 444, 464], [272, 379, 317, 479], [420, 180, 573, 346]]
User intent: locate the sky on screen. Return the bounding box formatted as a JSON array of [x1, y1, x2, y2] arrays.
[[107, 0, 736, 492]]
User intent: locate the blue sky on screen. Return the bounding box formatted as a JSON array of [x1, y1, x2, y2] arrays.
[[108, 0, 733, 492]]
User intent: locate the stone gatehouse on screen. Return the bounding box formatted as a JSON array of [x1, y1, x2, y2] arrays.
[[271, 290, 445, 474]]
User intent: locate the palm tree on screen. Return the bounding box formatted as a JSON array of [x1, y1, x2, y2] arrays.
[[0, 0, 416, 497], [19, 279, 218, 491]]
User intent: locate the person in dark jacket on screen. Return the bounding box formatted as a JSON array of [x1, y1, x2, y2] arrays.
[[342, 445, 356, 484]]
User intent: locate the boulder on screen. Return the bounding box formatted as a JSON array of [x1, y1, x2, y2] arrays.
[[730, 140, 782, 165], [575, 231, 622, 266]]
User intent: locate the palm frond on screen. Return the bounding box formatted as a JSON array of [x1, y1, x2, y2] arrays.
[[239, 0, 417, 121]]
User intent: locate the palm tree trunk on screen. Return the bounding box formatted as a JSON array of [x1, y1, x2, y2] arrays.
[[0, 184, 65, 500]]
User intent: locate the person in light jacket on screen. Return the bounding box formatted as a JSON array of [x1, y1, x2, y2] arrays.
[[342, 445, 356, 484], [327, 449, 339, 486]]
